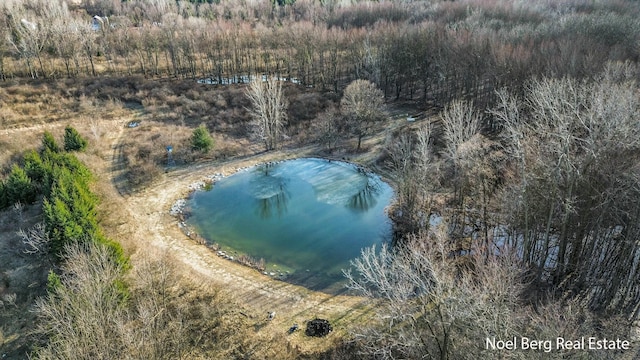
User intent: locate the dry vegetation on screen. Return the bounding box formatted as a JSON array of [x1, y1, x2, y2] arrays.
[[0, 76, 379, 359], [1, 0, 640, 359], [0, 200, 50, 358]]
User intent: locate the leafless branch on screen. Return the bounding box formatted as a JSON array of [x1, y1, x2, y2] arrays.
[[18, 222, 49, 255]]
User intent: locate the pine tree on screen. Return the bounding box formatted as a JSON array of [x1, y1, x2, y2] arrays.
[[24, 150, 46, 185], [191, 124, 214, 152], [63, 126, 88, 152], [6, 164, 37, 204], [0, 180, 7, 210], [42, 131, 61, 154]]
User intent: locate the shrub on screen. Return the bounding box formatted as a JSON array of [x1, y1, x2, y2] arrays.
[[191, 124, 214, 153], [46, 270, 63, 294], [96, 235, 130, 271], [127, 161, 161, 188], [63, 126, 88, 152]]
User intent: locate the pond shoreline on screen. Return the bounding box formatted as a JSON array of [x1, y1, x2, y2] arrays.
[[169, 160, 297, 278], [168, 157, 395, 284]]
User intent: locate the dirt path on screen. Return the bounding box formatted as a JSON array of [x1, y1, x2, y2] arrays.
[[115, 148, 381, 352], [102, 106, 429, 352]]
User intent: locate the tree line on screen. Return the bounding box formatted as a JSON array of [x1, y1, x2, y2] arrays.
[[362, 62, 640, 358], [2, 0, 639, 108], [331, 60, 640, 358]]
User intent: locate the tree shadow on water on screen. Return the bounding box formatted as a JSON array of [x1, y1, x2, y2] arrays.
[[347, 180, 380, 212], [255, 189, 289, 219], [250, 164, 290, 219]]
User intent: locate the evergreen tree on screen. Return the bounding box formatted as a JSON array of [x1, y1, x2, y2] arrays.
[[6, 164, 37, 204], [44, 197, 83, 255], [191, 124, 214, 152], [24, 150, 46, 185], [42, 131, 61, 154], [0, 180, 7, 210], [63, 126, 88, 152]]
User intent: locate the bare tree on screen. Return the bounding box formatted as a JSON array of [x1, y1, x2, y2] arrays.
[[341, 79, 385, 151], [343, 221, 633, 359], [34, 242, 127, 360], [493, 72, 640, 314], [37, 0, 81, 78], [314, 107, 342, 151], [440, 99, 481, 162], [77, 20, 99, 76], [0, 10, 10, 80], [119, 255, 190, 359], [344, 223, 524, 360], [246, 76, 288, 151], [33, 241, 274, 359], [18, 222, 49, 255], [439, 99, 492, 241], [50, 15, 82, 77], [3, 2, 48, 78], [385, 122, 440, 234]]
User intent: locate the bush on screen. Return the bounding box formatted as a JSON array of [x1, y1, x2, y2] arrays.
[[97, 236, 130, 271], [191, 124, 214, 153], [47, 270, 63, 294], [63, 126, 88, 152], [305, 319, 333, 337], [127, 161, 161, 188]]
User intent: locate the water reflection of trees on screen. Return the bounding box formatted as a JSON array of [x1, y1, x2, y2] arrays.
[[251, 164, 289, 219], [347, 179, 380, 212], [256, 188, 288, 218]]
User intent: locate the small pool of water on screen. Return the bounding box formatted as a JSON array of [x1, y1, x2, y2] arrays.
[[186, 158, 394, 293]]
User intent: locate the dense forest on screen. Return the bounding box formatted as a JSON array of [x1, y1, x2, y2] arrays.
[[1, 0, 640, 359], [2, 0, 639, 106]]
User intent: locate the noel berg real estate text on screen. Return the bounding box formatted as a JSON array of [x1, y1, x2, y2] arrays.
[[486, 336, 630, 353]]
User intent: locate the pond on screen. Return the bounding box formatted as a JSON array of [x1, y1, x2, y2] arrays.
[[186, 158, 394, 293]]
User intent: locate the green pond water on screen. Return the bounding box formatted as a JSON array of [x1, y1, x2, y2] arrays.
[[186, 158, 394, 293]]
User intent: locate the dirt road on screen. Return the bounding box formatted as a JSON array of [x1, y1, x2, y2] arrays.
[[112, 147, 381, 352], [98, 107, 427, 353]]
